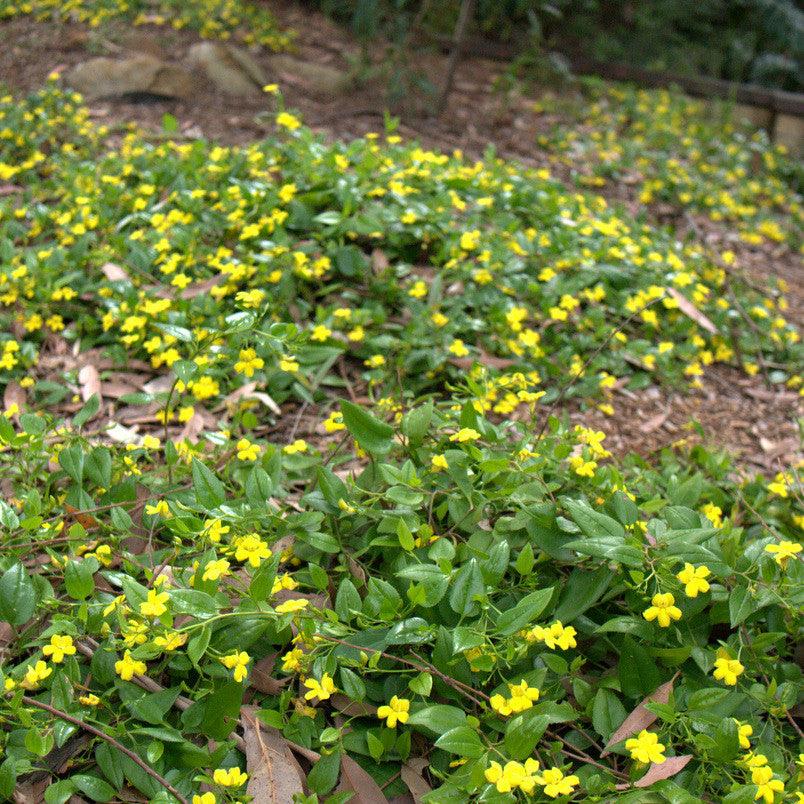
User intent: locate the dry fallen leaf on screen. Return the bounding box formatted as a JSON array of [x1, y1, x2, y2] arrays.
[[602, 676, 676, 756], [337, 754, 388, 804], [400, 758, 432, 803], [3, 381, 26, 415], [330, 694, 378, 718], [615, 755, 693, 789], [78, 364, 102, 404], [666, 287, 718, 334], [242, 708, 305, 804], [250, 653, 290, 696], [101, 262, 130, 283]]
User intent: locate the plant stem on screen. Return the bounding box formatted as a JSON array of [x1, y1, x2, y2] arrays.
[[19, 695, 188, 804]]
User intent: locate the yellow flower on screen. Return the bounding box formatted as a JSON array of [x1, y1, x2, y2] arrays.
[[504, 680, 539, 713], [751, 766, 784, 804], [236, 438, 260, 461], [535, 766, 581, 798], [221, 651, 251, 683], [484, 759, 540, 794], [279, 355, 300, 373], [139, 589, 169, 618], [736, 721, 753, 749], [764, 541, 801, 568], [283, 439, 308, 454], [766, 473, 788, 497], [276, 111, 301, 131], [323, 411, 346, 432], [529, 621, 577, 650], [145, 500, 170, 517], [701, 502, 723, 527], [311, 325, 332, 342], [202, 559, 230, 582], [212, 767, 248, 787], [303, 672, 337, 702], [377, 695, 410, 728], [431, 454, 448, 472], [275, 599, 309, 614], [115, 650, 147, 681], [713, 652, 744, 686], [282, 648, 304, 673], [676, 563, 711, 598], [234, 348, 264, 377], [364, 354, 385, 368], [79, 693, 101, 706], [233, 534, 272, 568], [448, 339, 469, 357], [193, 794, 216, 804], [449, 428, 480, 443], [21, 660, 53, 690], [642, 593, 682, 627], [408, 280, 427, 299], [460, 229, 480, 251], [625, 729, 666, 764], [42, 634, 76, 664], [154, 632, 187, 651]]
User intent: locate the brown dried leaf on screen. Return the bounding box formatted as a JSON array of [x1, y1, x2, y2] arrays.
[[640, 411, 669, 434], [0, 184, 22, 196], [242, 708, 305, 803], [181, 274, 223, 299], [3, 381, 26, 415], [666, 287, 718, 334], [250, 653, 290, 695], [78, 365, 102, 404], [616, 755, 693, 789], [337, 754, 387, 804], [602, 677, 676, 756], [330, 694, 378, 717], [101, 262, 130, 282], [400, 759, 432, 803]]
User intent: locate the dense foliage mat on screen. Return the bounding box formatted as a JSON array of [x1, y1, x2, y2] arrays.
[[0, 80, 801, 803], [0, 0, 290, 49]]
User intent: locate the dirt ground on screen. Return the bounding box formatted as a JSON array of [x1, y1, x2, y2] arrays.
[[0, 1, 800, 471]]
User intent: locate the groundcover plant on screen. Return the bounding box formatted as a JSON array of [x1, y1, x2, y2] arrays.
[[0, 79, 801, 803], [0, 0, 290, 49]]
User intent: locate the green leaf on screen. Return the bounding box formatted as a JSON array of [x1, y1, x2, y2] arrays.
[[71, 774, 116, 802], [187, 626, 211, 668], [59, 444, 84, 483], [169, 589, 219, 618], [340, 399, 393, 455], [729, 585, 754, 627], [564, 498, 625, 541], [192, 458, 225, 509], [448, 559, 484, 616], [335, 579, 362, 621], [73, 393, 100, 429], [396, 563, 449, 606], [434, 726, 483, 758], [402, 400, 433, 446], [407, 705, 466, 734], [408, 672, 433, 696], [553, 565, 612, 623], [619, 637, 660, 698], [592, 688, 626, 741], [496, 587, 554, 635], [0, 562, 37, 625], [307, 749, 341, 795], [564, 535, 643, 568], [504, 710, 551, 759], [64, 558, 95, 600]]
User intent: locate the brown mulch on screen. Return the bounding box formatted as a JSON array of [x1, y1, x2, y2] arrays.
[[0, 3, 800, 470]]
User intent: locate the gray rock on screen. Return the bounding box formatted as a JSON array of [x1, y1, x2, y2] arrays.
[[185, 42, 267, 97], [66, 56, 195, 101], [268, 55, 352, 99]]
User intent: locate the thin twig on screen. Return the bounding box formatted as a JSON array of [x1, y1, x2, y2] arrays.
[[19, 695, 188, 804]]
